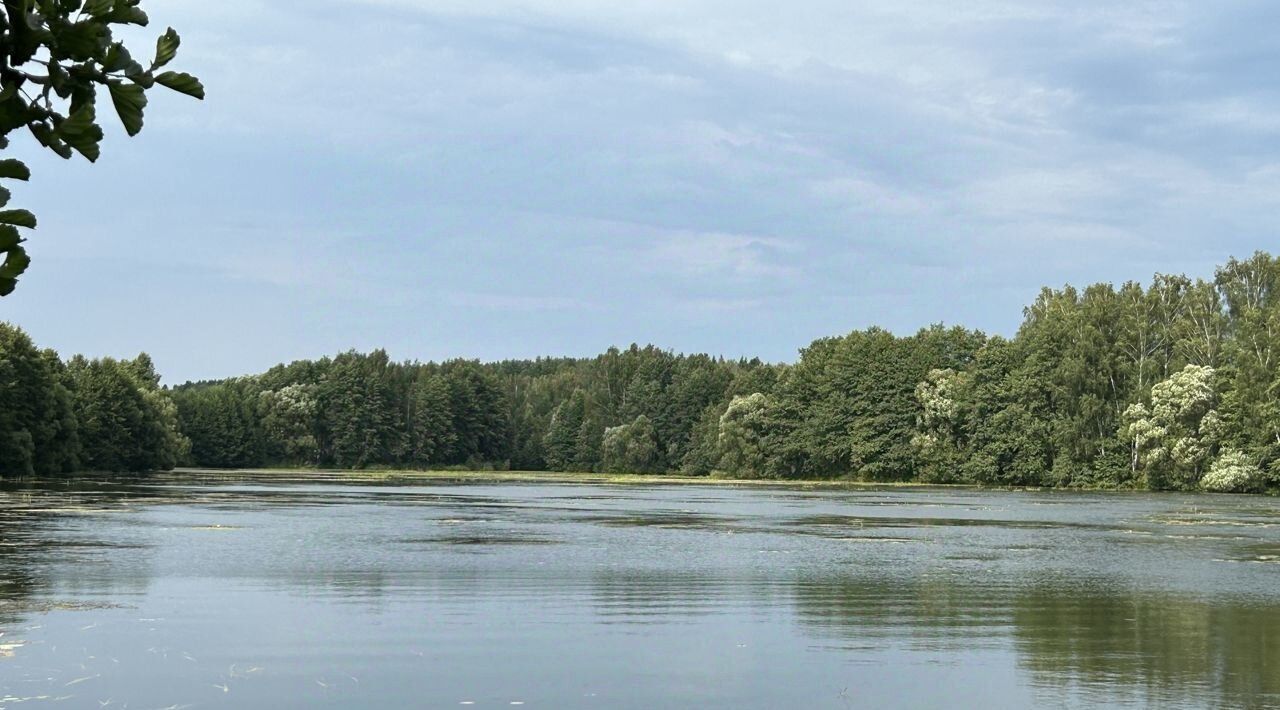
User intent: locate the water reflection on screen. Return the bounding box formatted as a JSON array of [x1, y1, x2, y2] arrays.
[[0, 477, 1277, 708], [1013, 589, 1280, 708], [793, 573, 1280, 707]]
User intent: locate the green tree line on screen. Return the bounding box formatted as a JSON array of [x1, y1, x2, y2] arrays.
[[3, 253, 1280, 492], [0, 323, 185, 475]]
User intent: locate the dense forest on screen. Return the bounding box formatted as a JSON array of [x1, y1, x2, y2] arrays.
[[3, 253, 1280, 493]]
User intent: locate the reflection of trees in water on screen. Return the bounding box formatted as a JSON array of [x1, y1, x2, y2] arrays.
[[590, 571, 790, 622], [792, 574, 1017, 651], [0, 490, 51, 625], [1013, 591, 1280, 707], [0, 570, 44, 626], [0, 480, 161, 626], [791, 574, 1280, 707]]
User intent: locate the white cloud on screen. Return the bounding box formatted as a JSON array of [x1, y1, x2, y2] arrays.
[[809, 177, 931, 215], [963, 168, 1118, 220], [11, 0, 1280, 381], [648, 231, 800, 280], [446, 292, 593, 311]]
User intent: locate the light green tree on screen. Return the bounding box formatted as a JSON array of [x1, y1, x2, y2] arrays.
[[1200, 449, 1263, 493], [717, 392, 774, 478], [600, 414, 659, 473], [911, 368, 969, 481], [257, 383, 319, 464], [1124, 365, 1222, 490]]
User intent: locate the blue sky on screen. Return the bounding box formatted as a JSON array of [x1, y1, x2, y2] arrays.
[[5, 1, 1280, 383]]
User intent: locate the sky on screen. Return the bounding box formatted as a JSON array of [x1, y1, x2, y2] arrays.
[[5, 1, 1280, 383]]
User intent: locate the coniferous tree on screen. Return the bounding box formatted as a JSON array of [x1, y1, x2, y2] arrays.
[[0, 324, 78, 475], [67, 354, 185, 472]]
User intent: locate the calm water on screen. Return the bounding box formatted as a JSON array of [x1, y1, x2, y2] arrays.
[[0, 476, 1277, 709]]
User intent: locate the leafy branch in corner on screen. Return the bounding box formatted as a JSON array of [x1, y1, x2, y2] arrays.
[[0, 0, 203, 295]]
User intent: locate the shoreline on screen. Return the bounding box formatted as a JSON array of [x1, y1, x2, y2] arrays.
[[159, 468, 1169, 494], [166, 467, 962, 489], [6, 468, 1264, 495]]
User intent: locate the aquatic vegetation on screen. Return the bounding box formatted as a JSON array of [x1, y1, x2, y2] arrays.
[[0, 640, 22, 658], [401, 534, 560, 546]]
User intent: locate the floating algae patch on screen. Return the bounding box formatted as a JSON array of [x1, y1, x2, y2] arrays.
[[1224, 543, 1280, 564], [1120, 528, 1156, 535], [943, 552, 1003, 561], [1109, 531, 1173, 546], [840, 536, 922, 544], [1214, 557, 1280, 565], [10, 538, 148, 551], [1148, 508, 1279, 528], [13, 507, 134, 516], [0, 599, 129, 615], [784, 514, 1114, 533], [1155, 517, 1276, 528], [401, 533, 560, 546], [0, 640, 22, 658], [580, 511, 741, 530]]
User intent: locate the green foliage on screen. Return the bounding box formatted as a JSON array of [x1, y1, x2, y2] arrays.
[[405, 372, 453, 467], [679, 402, 727, 475], [0, 323, 77, 474], [257, 382, 319, 464], [543, 388, 587, 471], [1125, 365, 1222, 490], [65, 352, 186, 472], [5, 253, 1280, 491], [438, 359, 508, 466], [772, 325, 984, 480], [716, 392, 776, 478], [601, 414, 659, 473], [1215, 253, 1280, 481], [1200, 449, 1263, 493], [911, 368, 968, 482], [171, 379, 262, 468], [316, 350, 399, 468], [0, 0, 203, 295]]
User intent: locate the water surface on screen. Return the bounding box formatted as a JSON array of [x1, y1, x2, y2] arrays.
[[1, 476, 1277, 708]]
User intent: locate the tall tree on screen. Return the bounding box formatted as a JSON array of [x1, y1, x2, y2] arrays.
[[405, 371, 453, 467], [0, 322, 77, 474], [67, 353, 185, 472], [717, 393, 775, 478], [543, 388, 586, 471], [1124, 365, 1223, 491], [1215, 253, 1280, 482], [317, 350, 398, 468], [601, 414, 659, 474]]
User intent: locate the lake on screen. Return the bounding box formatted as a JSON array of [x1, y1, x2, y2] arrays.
[[1, 475, 1277, 709]]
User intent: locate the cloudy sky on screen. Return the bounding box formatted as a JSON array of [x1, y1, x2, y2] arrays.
[[5, 1, 1280, 382]]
